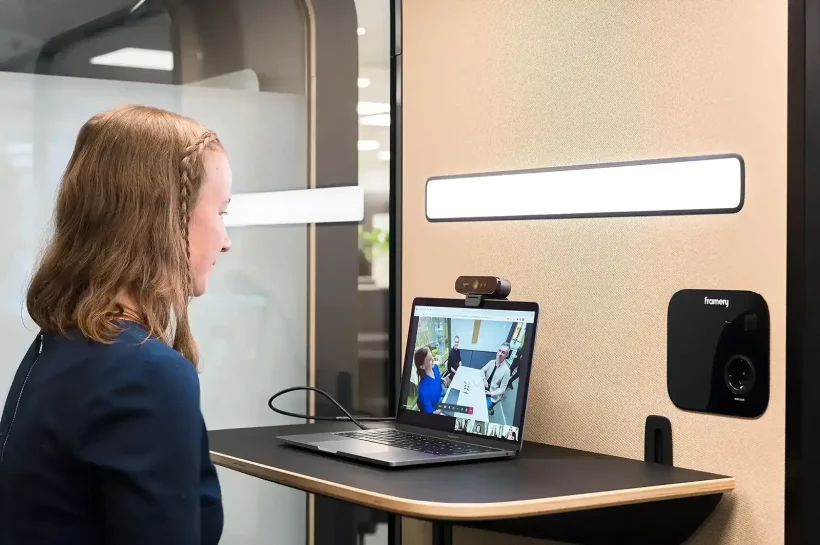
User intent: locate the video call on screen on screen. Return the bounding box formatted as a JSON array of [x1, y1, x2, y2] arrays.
[[405, 305, 535, 442]]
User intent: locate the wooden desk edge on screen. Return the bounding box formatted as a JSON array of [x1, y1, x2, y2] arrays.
[[210, 450, 736, 521]]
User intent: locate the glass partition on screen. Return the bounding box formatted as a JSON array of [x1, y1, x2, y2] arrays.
[[0, 1, 310, 544], [0, 0, 393, 543]]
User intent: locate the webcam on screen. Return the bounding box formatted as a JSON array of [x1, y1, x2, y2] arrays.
[[455, 276, 511, 300]]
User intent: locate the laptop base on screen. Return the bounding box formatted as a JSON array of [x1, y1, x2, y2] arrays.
[[277, 426, 515, 468]]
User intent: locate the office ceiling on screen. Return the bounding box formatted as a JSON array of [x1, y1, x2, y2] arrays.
[[354, 0, 390, 67], [0, 0, 134, 63], [0, 0, 391, 192], [353, 0, 391, 194], [0, 0, 389, 67]]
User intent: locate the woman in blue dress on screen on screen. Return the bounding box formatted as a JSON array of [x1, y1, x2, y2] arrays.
[[414, 347, 444, 414]]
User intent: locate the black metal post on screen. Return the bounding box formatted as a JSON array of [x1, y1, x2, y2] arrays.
[[432, 522, 453, 545], [387, 514, 402, 545]]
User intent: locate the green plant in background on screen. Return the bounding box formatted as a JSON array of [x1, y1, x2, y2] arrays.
[[358, 225, 390, 262]]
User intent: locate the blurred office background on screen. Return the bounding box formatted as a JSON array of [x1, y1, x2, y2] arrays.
[[0, 0, 393, 543]]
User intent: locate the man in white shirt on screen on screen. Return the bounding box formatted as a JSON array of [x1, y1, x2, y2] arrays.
[[482, 342, 511, 414]]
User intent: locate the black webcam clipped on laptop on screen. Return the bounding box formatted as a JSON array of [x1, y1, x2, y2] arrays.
[[455, 276, 511, 307]]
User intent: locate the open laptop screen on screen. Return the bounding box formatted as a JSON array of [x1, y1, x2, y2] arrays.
[[397, 298, 538, 444]]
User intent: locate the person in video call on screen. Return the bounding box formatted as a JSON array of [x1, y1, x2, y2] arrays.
[[0, 105, 228, 545], [482, 342, 512, 415], [446, 335, 462, 379], [414, 347, 444, 414]]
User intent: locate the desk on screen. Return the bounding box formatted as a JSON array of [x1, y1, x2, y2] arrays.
[[210, 422, 735, 545], [442, 367, 488, 422]]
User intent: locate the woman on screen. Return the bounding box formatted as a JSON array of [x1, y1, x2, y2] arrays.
[[414, 347, 444, 414], [0, 105, 231, 545]]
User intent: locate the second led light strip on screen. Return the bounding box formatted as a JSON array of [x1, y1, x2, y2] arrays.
[[225, 186, 364, 227]]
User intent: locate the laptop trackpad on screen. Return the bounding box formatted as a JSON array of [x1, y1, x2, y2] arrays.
[[316, 440, 392, 455]]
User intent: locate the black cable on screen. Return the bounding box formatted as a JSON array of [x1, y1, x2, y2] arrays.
[[267, 386, 395, 431]]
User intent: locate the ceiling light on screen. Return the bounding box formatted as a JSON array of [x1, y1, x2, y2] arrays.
[[360, 114, 391, 127], [357, 77, 371, 88], [89, 48, 173, 71], [426, 154, 744, 222], [357, 27, 366, 36], [357, 102, 390, 116], [224, 186, 364, 227], [377, 151, 391, 161], [357, 140, 380, 151]]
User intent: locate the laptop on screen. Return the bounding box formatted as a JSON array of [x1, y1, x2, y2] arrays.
[[276, 296, 539, 467]]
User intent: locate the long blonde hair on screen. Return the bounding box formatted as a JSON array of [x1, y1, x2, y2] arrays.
[[26, 105, 222, 369]]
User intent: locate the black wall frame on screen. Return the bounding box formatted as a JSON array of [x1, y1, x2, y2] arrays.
[[387, 1, 403, 543], [389, 0, 403, 432], [787, 1, 820, 544]]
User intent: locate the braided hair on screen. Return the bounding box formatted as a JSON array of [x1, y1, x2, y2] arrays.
[[26, 105, 223, 371], [172, 130, 221, 364]]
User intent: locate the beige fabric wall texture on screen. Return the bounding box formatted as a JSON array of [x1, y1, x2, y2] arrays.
[[401, 1, 787, 544]]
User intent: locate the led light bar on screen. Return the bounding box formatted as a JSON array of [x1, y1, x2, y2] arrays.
[[425, 154, 744, 222]]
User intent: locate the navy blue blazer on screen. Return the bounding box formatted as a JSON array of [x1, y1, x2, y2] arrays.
[[0, 322, 223, 545]]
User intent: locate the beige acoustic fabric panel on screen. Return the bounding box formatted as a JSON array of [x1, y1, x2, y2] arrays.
[[401, 1, 786, 544]]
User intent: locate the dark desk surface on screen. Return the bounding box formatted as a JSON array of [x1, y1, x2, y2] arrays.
[[209, 422, 735, 521]]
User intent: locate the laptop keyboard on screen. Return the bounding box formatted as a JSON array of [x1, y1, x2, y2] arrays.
[[336, 429, 499, 456]]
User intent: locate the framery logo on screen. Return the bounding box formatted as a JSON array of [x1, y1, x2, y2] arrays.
[[704, 296, 729, 308]]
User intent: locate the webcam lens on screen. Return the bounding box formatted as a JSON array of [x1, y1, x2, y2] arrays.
[[724, 355, 755, 395], [472, 280, 480, 290]]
